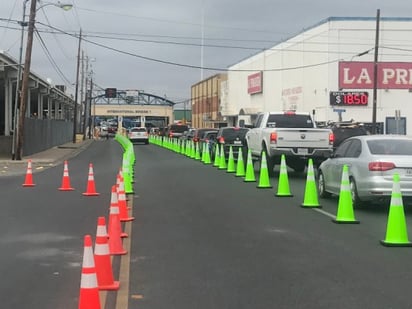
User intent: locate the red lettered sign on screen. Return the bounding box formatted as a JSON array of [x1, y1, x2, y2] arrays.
[[339, 61, 412, 89], [247, 72, 263, 94]]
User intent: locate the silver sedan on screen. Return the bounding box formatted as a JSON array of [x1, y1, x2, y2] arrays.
[[317, 135, 412, 207]]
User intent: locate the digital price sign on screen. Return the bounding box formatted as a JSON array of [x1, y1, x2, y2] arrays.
[[330, 91, 369, 106]]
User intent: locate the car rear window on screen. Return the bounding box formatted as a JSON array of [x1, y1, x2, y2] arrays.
[[368, 139, 412, 155], [169, 125, 189, 133], [131, 128, 146, 132], [219, 128, 249, 141], [267, 114, 313, 128]]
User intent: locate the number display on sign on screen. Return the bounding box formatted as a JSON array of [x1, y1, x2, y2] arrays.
[[330, 91, 369, 106]]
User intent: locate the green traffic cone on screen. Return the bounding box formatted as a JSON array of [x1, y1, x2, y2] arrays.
[[190, 141, 196, 158], [381, 173, 412, 247], [301, 159, 320, 207], [201, 143, 206, 162], [257, 151, 272, 188], [218, 144, 227, 170], [244, 149, 256, 182], [213, 143, 220, 167], [333, 165, 359, 224], [195, 142, 201, 160], [235, 148, 246, 177], [226, 146, 236, 173], [276, 154, 293, 197], [204, 142, 212, 164]]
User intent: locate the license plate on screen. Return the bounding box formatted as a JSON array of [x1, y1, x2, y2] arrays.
[[234, 141, 242, 145], [297, 148, 308, 155]]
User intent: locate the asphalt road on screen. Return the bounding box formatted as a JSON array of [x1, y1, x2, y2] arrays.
[[1, 139, 412, 308]]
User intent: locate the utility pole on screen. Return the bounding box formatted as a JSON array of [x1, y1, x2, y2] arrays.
[[16, 0, 37, 160], [12, 0, 29, 160], [72, 29, 82, 143], [88, 77, 94, 139], [372, 9, 380, 134]]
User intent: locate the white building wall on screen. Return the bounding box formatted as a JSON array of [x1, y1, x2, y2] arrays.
[[226, 17, 412, 133]]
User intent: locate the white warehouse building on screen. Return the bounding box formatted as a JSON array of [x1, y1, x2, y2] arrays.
[[221, 16, 412, 134]]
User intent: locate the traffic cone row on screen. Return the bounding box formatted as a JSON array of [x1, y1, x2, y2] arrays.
[[79, 166, 135, 307]]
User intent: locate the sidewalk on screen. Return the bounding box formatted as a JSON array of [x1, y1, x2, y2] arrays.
[[0, 139, 94, 177]]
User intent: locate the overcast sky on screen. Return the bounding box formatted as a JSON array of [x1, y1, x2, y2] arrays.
[[0, 0, 410, 106]]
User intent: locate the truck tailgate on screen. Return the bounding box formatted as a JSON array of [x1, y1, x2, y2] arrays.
[[275, 129, 331, 148]]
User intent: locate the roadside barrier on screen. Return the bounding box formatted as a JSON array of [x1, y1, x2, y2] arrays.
[[78, 235, 101, 309], [58, 160, 74, 191], [256, 151, 272, 188], [275, 155, 292, 197], [94, 217, 120, 291], [235, 148, 245, 177], [301, 158, 321, 208], [243, 149, 256, 183], [83, 163, 100, 196], [381, 173, 412, 247], [333, 165, 359, 224], [226, 146, 236, 173], [22, 159, 35, 187]]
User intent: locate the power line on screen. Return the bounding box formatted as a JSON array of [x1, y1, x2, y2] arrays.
[[34, 27, 72, 85]]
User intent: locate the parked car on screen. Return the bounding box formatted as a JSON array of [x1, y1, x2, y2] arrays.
[[327, 121, 369, 149], [317, 135, 412, 207], [211, 127, 250, 161], [128, 127, 149, 144], [179, 128, 196, 141], [198, 130, 218, 155], [166, 124, 190, 139], [192, 128, 217, 143]]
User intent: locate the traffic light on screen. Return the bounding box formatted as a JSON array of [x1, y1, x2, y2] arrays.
[[105, 88, 117, 98]]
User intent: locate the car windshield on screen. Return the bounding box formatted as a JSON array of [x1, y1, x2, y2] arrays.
[[131, 128, 146, 132], [368, 139, 412, 155]]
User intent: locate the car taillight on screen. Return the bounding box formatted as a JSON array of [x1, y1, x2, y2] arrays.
[[284, 110, 296, 115], [329, 133, 335, 145], [218, 137, 225, 143], [270, 132, 277, 143], [368, 162, 396, 171]]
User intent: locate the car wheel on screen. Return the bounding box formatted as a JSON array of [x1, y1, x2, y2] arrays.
[[349, 177, 362, 208], [318, 171, 331, 198]]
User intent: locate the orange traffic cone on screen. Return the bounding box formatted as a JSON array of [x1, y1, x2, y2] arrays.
[[83, 163, 100, 196], [108, 185, 128, 238], [78, 235, 101, 309], [94, 217, 120, 290], [117, 174, 134, 222], [58, 160, 74, 191], [108, 205, 127, 255], [22, 159, 35, 187]]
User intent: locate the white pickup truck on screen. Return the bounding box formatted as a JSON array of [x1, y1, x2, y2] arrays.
[[245, 111, 334, 175]]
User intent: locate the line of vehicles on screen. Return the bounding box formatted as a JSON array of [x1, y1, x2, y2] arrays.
[[143, 110, 412, 208], [98, 110, 412, 208]]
